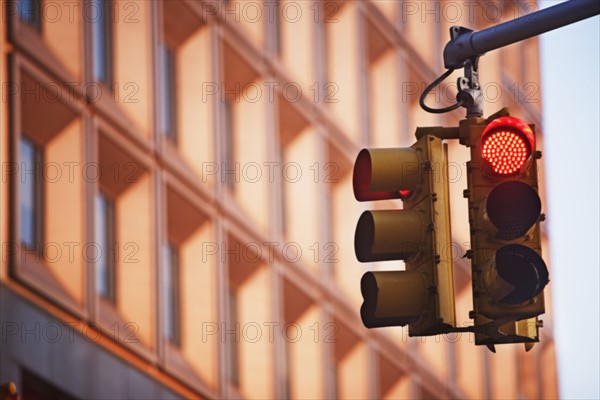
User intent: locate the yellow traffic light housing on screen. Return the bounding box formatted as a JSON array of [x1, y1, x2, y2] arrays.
[[461, 111, 548, 351], [354, 134, 456, 336], [353, 110, 549, 351]]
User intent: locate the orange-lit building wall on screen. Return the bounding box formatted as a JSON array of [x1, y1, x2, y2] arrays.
[[0, 1, 558, 398]]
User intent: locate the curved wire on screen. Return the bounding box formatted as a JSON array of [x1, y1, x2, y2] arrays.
[[419, 68, 465, 114]]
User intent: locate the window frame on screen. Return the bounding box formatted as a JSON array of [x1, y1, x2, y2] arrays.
[[8, 56, 87, 318]]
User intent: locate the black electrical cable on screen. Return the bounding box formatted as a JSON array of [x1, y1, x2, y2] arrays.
[[419, 68, 465, 114]]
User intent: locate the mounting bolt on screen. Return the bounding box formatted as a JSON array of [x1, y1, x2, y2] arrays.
[[465, 250, 473, 259], [539, 213, 546, 222], [534, 150, 543, 159], [469, 310, 476, 319], [463, 189, 470, 198]]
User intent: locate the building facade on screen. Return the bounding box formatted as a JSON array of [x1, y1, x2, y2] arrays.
[[0, 0, 558, 398]]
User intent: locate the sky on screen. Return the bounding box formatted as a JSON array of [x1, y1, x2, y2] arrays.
[[539, 1, 600, 399]]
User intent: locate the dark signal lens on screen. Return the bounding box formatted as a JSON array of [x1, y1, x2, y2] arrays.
[[495, 244, 548, 304], [486, 181, 541, 240]]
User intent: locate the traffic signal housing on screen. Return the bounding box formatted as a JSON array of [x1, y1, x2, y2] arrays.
[[461, 112, 548, 350], [353, 134, 456, 336]]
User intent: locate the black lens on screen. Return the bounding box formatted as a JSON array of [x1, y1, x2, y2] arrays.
[[495, 244, 549, 304], [487, 181, 541, 240]]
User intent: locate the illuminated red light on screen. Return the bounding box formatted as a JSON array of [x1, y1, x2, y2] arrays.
[[399, 190, 412, 198], [482, 130, 529, 175], [480, 117, 534, 175]]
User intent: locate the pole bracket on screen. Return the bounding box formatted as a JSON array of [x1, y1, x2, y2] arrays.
[[456, 56, 484, 118]]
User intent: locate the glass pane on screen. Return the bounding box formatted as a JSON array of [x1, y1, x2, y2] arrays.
[[17, 0, 41, 30], [95, 193, 108, 298], [20, 137, 37, 249], [164, 243, 173, 340], [227, 287, 239, 385], [273, 0, 281, 55], [280, 144, 287, 235], [160, 44, 175, 138], [91, 0, 110, 84], [223, 100, 235, 191], [164, 242, 180, 345], [283, 341, 291, 398]]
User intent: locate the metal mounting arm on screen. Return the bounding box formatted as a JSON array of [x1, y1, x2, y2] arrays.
[[421, 0, 600, 117], [444, 0, 600, 69]]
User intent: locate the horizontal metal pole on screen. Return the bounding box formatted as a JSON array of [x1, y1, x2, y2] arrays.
[[444, 0, 600, 69], [414, 126, 460, 141]]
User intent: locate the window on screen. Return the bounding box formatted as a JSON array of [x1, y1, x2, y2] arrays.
[[17, 0, 41, 31], [222, 99, 235, 191], [283, 340, 291, 398], [227, 287, 239, 386], [280, 143, 287, 236], [272, 0, 281, 55], [159, 43, 177, 141], [91, 0, 113, 85], [95, 192, 115, 302], [164, 242, 181, 346], [19, 136, 43, 252]]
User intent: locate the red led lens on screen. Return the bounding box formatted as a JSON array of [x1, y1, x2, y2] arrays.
[[480, 117, 534, 175], [399, 190, 412, 199], [482, 130, 529, 175]]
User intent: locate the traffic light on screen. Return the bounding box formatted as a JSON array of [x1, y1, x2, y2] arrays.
[[353, 134, 456, 336], [461, 111, 549, 350]]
